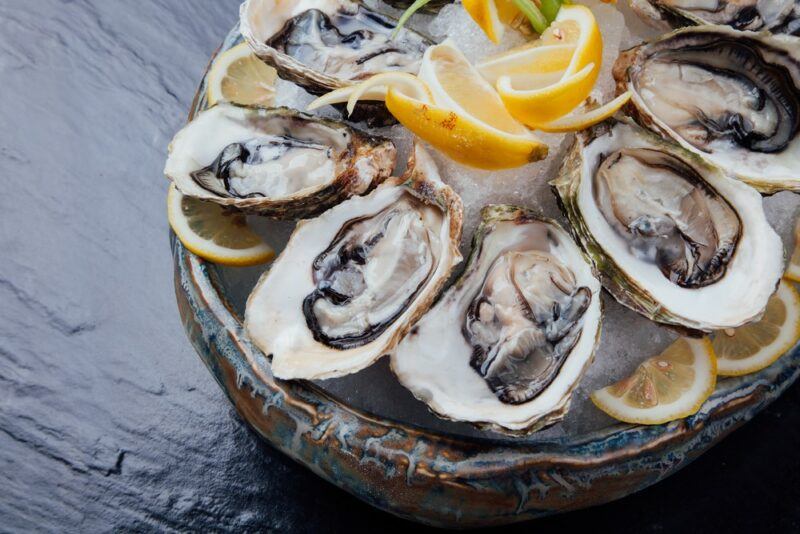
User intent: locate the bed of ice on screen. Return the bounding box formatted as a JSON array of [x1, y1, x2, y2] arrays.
[[214, 0, 800, 442]]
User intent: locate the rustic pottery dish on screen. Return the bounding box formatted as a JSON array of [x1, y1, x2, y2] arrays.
[[170, 20, 800, 527]]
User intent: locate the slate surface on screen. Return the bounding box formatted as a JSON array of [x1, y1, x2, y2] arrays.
[[1, 1, 799, 531]]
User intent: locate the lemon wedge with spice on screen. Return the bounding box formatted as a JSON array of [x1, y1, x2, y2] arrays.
[[496, 5, 603, 127], [309, 41, 548, 170]]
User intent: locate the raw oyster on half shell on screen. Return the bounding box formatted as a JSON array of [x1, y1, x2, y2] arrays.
[[391, 205, 602, 434], [629, 0, 800, 35], [553, 119, 784, 333], [164, 103, 396, 219], [240, 0, 433, 96], [245, 144, 463, 380], [614, 25, 800, 193]]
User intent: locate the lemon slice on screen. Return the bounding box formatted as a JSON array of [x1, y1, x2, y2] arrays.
[[478, 43, 576, 85], [206, 42, 277, 107], [591, 338, 717, 425], [167, 184, 275, 266], [535, 91, 632, 133], [497, 5, 602, 127], [785, 216, 800, 282], [710, 280, 800, 376]]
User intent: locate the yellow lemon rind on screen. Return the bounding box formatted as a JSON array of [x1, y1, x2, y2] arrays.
[[386, 88, 548, 170], [167, 184, 275, 267], [590, 338, 717, 426], [206, 42, 277, 107], [715, 280, 800, 376]]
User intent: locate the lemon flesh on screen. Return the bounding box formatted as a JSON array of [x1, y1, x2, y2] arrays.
[[711, 280, 800, 376], [167, 184, 274, 266], [207, 42, 277, 107], [591, 338, 717, 425]]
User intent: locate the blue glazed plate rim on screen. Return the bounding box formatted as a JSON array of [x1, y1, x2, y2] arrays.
[[176, 23, 800, 454]]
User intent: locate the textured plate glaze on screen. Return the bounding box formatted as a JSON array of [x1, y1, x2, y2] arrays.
[[171, 24, 800, 528]]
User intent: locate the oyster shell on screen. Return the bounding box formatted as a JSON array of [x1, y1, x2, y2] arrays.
[[391, 205, 602, 435], [240, 0, 433, 96], [613, 25, 800, 193], [629, 0, 800, 35], [553, 119, 784, 333], [245, 144, 463, 380], [164, 103, 396, 219]]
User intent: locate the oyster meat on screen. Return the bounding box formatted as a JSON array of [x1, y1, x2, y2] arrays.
[[391, 205, 602, 434], [629, 0, 800, 35], [553, 119, 783, 332], [245, 144, 463, 380], [240, 0, 433, 96], [614, 25, 800, 193], [164, 103, 396, 219]]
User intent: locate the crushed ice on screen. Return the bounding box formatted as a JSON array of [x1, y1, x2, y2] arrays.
[[219, 0, 800, 440]]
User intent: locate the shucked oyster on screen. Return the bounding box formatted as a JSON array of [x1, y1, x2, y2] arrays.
[[164, 103, 395, 219], [629, 0, 800, 35], [245, 144, 463, 380], [391, 206, 602, 435], [553, 119, 783, 333], [240, 0, 433, 97], [614, 25, 800, 193]]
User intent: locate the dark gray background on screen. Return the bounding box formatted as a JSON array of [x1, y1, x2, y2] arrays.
[[1, 1, 798, 531]]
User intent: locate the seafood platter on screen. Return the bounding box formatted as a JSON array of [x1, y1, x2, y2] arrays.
[[166, 0, 800, 526]]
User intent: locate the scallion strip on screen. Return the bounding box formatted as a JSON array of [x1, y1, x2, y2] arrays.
[[511, 0, 549, 34], [539, 0, 563, 23], [391, 0, 433, 39]]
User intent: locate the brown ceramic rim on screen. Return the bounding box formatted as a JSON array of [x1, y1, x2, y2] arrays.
[[170, 23, 800, 528]]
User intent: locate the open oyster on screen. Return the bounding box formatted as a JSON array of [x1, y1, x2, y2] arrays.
[[553, 119, 783, 333], [613, 26, 800, 193], [245, 144, 463, 380], [391, 205, 602, 435], [164, 103, 396, 219], [240, 0, 433, 97], [629, 0, 800, 34]]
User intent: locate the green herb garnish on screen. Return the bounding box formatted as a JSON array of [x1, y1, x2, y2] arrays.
[[392, 0, 433, 39], [511, 0, 549, 34]]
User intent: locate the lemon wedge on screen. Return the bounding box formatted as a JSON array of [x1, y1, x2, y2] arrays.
[[206, 42, 277, 107], [478, 42, 576, 85], [418, 40, 532, 138], [384, 87, 547, 169], [497, 5, 602, 127], [591, 338, 717, 425], [309, 41, 548, 170], [710, 280, 800, 376], [462, 0, 524, 43], [167, 184, 275, 266], [785, 216, 800, 282]]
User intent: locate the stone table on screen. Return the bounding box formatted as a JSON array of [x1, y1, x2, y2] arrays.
[[1, 1, 798, 531]]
